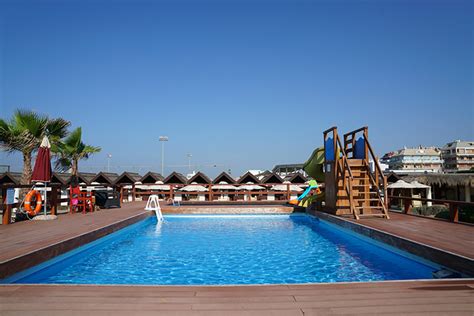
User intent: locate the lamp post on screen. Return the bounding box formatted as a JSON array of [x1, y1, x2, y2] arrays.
[[159, 136, 168, 176], [107, 154, 112, 172], [187, 153, 192, 172]]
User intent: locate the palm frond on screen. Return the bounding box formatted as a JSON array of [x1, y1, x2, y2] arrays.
[[54, 157, 72, 172], [64, 127, 82, 148], [46, 118, 71, 139], [14, 109, 48, 139]]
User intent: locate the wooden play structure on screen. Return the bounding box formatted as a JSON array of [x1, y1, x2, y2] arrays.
[[323, 126, 389, 219]]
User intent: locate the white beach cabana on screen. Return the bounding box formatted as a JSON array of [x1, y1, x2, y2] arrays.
[[387, 180, 413, 189], [410, 181, 433, 206], [270, 182, 303, 201], [387, 180, 432, 207], [212, 181, 237, 201], [238, 182, 265, 201], [212, 181, 237, 190], [239, 182, 265, 191], [149, 180, 171, 191], [179, 182, 208, 201]]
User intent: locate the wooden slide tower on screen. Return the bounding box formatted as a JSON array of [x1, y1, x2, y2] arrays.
[[323, 126, 389, 220]]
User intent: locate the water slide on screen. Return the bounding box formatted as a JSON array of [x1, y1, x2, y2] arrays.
[[289, 147, 326, 207], [302, 147, 325, 182]]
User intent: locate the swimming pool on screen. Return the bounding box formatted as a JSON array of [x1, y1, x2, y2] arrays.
[[4, 214, 438, 285]]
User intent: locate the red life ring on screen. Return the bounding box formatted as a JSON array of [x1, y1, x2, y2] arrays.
[[24, 190, 42, 216]]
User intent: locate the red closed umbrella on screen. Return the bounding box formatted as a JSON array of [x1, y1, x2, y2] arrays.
[[32, 136, 52, 216]]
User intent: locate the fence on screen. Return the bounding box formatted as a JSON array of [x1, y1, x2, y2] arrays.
[[1, 183, 306, 224], [388, 195, 474, 224]]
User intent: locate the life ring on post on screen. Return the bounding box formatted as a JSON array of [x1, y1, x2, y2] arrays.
[[24, 190, 42, 216]]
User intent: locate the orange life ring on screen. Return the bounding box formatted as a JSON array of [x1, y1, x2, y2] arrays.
[[24, 190, 42, 216]]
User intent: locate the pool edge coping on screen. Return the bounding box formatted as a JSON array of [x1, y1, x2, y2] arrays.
[[0, 210, 152, 279]]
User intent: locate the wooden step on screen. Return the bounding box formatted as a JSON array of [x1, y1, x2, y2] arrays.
[[347, 159, 364, 166], [354, 206, 384, 210], [354, 192, 379, 196], [354, 198, 380, 202], [357, 213, 387, 218]]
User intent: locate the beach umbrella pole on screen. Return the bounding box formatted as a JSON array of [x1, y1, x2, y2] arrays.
[[44, 182, 47, 216]]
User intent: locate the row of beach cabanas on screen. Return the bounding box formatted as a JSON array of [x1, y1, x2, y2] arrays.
[[0, 170, 309, 187], [0, 171, 311, 202]]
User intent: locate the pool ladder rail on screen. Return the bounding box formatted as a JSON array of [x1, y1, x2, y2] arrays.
[[145, 195, 164, 222]]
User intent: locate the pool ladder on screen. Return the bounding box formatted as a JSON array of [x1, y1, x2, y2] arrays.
[[145, 195, 164, 222]]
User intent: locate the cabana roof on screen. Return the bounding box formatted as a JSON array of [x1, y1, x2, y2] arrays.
[[51, 172, 72, 185], [386, 172, 401, 184], [256, 170, 272, 180], [284, 173, 308, 184], [400, 173, 474, 187], [76, 172, 96, 185], [188, 171, 211, 184], [212, 172, 235, 184], [115, 172, 142, 185], [163, 172, 188, 185], [0, 172, 22, 185], [91, 172, 119, 185], [237, 171, 261, 184], [140, 172, 164, 184], [261, 172, 284, 184]]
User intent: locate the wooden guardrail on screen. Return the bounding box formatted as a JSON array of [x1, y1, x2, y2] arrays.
[[1, 182, 309, 224], [120, 183, 306, 203], [388, 195, 474, 223]]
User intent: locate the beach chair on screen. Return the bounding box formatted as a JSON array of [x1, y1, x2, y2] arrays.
[[69, 186, 94, 214]]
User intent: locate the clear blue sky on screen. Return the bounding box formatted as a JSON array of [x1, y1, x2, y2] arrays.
[[1, 0, 473, 177]]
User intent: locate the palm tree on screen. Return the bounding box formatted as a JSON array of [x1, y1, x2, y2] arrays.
[[0, 110, 70, 185], [53, 127, 101, 176]]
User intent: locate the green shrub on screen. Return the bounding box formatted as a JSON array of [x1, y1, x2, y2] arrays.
[[412, 205, 448, 216], [433, 207, 474, 224]]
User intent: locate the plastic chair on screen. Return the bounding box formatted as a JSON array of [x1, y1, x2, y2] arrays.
[[69, 186, 95, 214]]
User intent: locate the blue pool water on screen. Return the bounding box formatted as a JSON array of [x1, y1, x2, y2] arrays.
[[6, 215, 437, 285]]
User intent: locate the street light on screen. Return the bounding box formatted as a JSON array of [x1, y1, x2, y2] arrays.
[[107, 154, 112, 172], [159, 136, 168, 175], [187, 153, 192, 172]]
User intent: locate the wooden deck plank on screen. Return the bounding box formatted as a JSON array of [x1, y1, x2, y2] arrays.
[[0, 281, 472, 315], [0, 204, 473, 314], [348, 212, 474, 259]]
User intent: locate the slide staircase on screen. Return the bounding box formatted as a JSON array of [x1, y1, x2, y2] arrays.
[[323, 126, 389, 220]]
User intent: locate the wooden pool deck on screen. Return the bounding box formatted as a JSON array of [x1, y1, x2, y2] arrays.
[[1, 202, 473, 315], [347, 212, 474, 259], [1, 279, 473, 315]]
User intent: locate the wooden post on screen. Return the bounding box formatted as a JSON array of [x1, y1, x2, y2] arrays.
[[403, 197, 412, 214], [363, 127, 369, 160], [2, 187, 12, 225], [3, 205, 12, 225], [50, 186, 58, 216], [209, 184, 213, 201], [449, 203, 459, 222], [119, 186, 123, 206], [170, 186, 174, 199], [132, 184, 136, 202], [383, 176, 389, 211]]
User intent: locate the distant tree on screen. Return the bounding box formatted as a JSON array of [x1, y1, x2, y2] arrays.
[[0, 110, 70, 184], [53, 127, 101, 176]]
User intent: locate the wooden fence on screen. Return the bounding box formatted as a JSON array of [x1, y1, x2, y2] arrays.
[[388, 195, 474, 224], [1, 183, 305, 224]]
